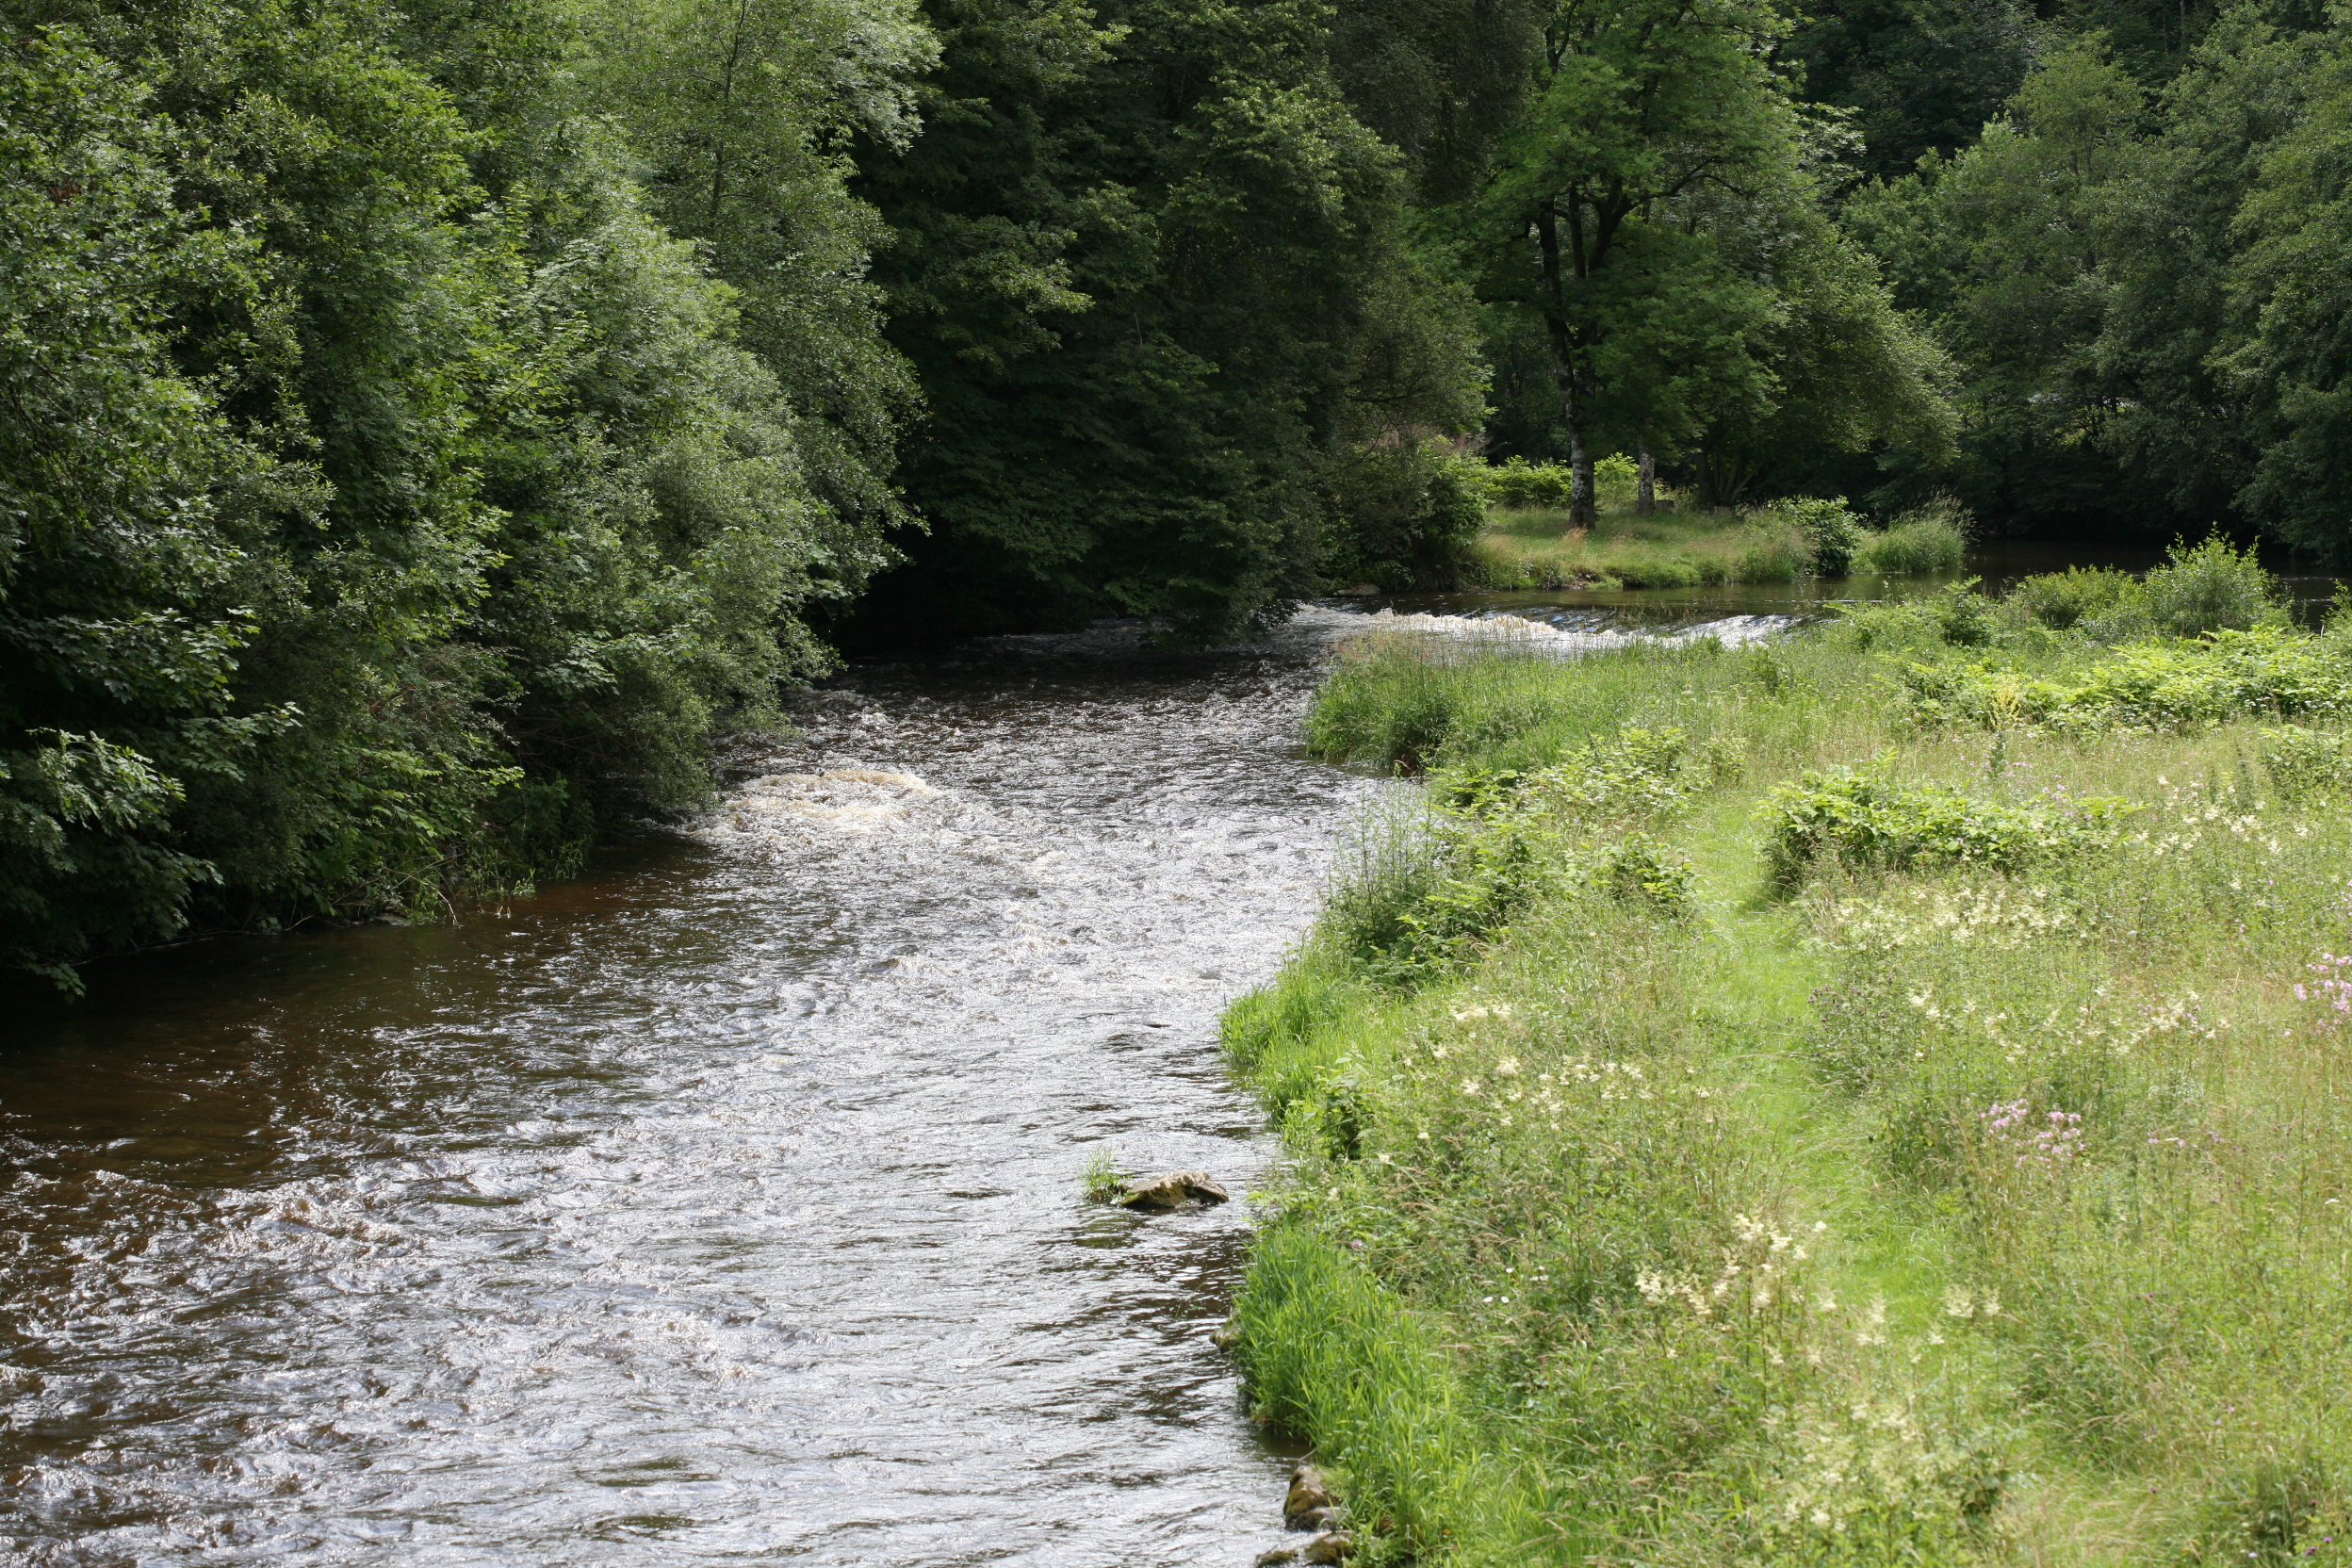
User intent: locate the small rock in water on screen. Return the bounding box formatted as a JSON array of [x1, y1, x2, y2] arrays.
[[1117, 1171, 1231, 1211], [1301, 1532, 1355, 1564], [1253, 1551, 1299, 1567], [1282, 1463, 1335, 1527], [1210, 1318, 1243, 1350]]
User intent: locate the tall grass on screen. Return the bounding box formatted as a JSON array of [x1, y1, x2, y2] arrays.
[[1852, 494, 1972, 576], [1225, 552, 2352, 1565], [1474, 493, 1966, 590], [1470, 505, 1813, 589]]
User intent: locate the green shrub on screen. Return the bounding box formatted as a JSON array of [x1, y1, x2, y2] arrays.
[[2259, 725, 2352, 801], [1770, 496, 1868, 575], [1901, 626, 2352, 732], [2116, 534, 2281, 639], [2009, 565, 2138, 629], [1926, 579, 1996, 646], [1760, 764, 2136, 888], [1482, 456, 1576, 509], [1595, 833, 1698, 916], [1594, 450, 1642, 510]]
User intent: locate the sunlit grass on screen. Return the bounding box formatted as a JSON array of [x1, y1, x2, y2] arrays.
[[1225, 588, 2352, 1565], [1469, 503, 1812, 589]]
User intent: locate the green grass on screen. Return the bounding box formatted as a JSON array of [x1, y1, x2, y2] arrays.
[[1853, 514, 1968, 574], [1469, 503, 1813, 589], [1469, 495, 1970, 590], [1223, 573, 2352, 1565]]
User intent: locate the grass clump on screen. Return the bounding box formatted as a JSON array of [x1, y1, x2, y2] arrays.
[[1225, 580, 2352, 1565], [1470, 503, 1815, 589], [1081, 1146, 1133, 1202], [1854, 494, 1972, 575]]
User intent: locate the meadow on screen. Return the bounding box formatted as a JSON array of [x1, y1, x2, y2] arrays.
[[1225, 541, 2352, 1565], [1466, 469, 1968, 591]]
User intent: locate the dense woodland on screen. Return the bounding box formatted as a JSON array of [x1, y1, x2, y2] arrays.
[[5, 0, 2351, 981]]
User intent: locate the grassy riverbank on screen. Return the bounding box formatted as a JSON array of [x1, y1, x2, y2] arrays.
[[1225, 543, 2352, 1565], [1470, 498, 1968, 590]]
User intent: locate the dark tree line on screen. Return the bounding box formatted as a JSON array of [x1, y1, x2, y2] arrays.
[[6, 0, 2351, 981]]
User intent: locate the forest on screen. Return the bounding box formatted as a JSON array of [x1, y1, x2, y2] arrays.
[[5, 0, 2351, 983]]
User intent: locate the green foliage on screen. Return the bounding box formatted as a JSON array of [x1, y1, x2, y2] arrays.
[[2258, 724, 2352, 801], [1450, 0, 1952, 523], [1080, 1146, 1133, 1202], [1771, 496, 1869, 575], [846, 0, 1485, 643], [1853, 495, 1971, 575], [1759, 762, 2135, 887], [2112, 534, 2283, 639], [2009, 565, 2139, 628], [0, 0, 927, 983], [1481, 456, 1577, 510], [1901, 624, 2352, 731], [1328, 442, 1491, 591], [1840, 19, 2352, 561]]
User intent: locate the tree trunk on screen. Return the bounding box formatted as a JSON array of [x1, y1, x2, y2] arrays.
[[1534, 203, 1597, 533], [1636, 445, 1657, 514], [1539, 321, 1596, 532], [1568, 430, 1593, 531]]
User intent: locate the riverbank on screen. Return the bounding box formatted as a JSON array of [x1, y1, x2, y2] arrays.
[[1470, 499, 1967, 591], [1224, 544, 2352, 1565]]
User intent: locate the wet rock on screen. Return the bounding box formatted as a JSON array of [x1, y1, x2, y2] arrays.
[[1116, 1171, 1231, 1212], [1301, 1532, 1356, 1564], [1282, 1463, 1335, 1527], [1295, 1506, 1340, 1531], [1210, 1319, 1243, 1351], [1253, 1550, 1299, 1567]]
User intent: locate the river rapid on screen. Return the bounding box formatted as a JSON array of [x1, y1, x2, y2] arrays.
[[0, 600, 1793, 1567]]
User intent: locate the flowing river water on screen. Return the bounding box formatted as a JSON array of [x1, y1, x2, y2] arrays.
[[0, 585, 2045, 1565]]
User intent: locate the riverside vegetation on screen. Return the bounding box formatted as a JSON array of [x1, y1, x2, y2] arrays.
[[1224, 540, 2352, 1565], [16, 0, 2352, 985], [1465, 463, 1970, 591]]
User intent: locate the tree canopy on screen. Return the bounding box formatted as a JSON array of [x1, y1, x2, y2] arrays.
[[6, 0, 2352, 980]]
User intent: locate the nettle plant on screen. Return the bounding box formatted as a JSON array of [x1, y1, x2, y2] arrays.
[[1760, 762, 2139, 890]]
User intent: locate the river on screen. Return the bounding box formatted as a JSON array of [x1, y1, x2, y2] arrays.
[[0, 578, 2197, 1565]]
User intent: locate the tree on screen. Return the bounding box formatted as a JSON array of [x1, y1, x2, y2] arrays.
[[1460, 0, 1948, 524], [847, 0, 1482, 644]]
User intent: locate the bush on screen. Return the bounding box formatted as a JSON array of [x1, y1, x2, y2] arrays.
[[1483, 456, 1576, 509], [1927, 579, 1996, 646], [1593, 451, 1642, 511], [1330, 443, 1493, 590], [1770, 496, 1868, 576], [2259, 725, 2352, 801], [1900, 626, 2352, 732], [1482, 452, 1648, 513], [1760, 764, 2136, 888], [2010, 565, 2138, 629], [2124, 534, 2281, 639]]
